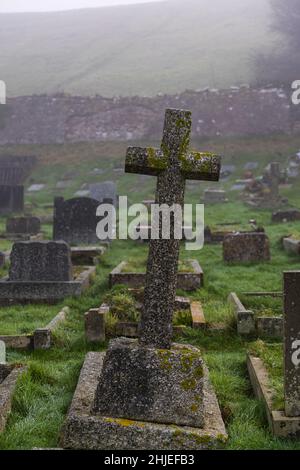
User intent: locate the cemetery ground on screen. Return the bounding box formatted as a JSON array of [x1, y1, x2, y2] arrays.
[[0, 136, 300, 449]]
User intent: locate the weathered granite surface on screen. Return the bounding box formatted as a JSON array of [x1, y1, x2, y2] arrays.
[[272, 209, 300, 223], [9, 241, 73, 282], [6, 216, 41, 235], [94, 338, 204, 427], [223, 232, 270, 263], [126, 109, 220, 348], [53, 197, 102, 245], [284, 271, 300, 417], [61, 352, 227, 450]]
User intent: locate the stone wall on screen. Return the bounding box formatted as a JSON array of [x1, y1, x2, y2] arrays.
[[0, 86, 294, 145]]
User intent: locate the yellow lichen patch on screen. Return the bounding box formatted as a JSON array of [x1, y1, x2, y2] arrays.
[[104, 417, 145, 428]]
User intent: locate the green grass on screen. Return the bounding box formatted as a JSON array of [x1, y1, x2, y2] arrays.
[[0, 305, 63, 336], [1, 134, 300, 449], [0, 0, 277, 97]]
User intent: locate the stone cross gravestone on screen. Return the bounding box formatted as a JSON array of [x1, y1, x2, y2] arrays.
[[56, 109, 230, 449], [0, 340, 5, 364], [93, 108, 221, 429], [125, 108, 220, 348], [284, 271, 300, 417], [9, 241, 73, 282]]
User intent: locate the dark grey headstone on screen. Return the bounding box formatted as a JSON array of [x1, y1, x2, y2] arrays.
[[0, 252, 5, 268], [53, 197, 102, 245], [284, 271, 300, 417], [9, 241, 73, 282], [223, 232, 270, 263], [272, 209, 300, 223], [203, 189, 227, 204], [6, 216, 41, 235], [0, 186, 24, 214]]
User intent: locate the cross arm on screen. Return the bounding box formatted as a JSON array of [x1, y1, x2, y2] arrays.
[[180, 152, 221, 181], [125, 147, 168, 176]]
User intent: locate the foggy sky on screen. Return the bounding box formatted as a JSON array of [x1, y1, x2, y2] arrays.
[[0, 0, 164, 14]]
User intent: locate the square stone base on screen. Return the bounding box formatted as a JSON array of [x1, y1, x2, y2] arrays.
[[61, 352, 227, 450]]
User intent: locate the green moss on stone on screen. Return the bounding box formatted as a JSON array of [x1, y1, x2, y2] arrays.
[[147, 147, 168, 170]]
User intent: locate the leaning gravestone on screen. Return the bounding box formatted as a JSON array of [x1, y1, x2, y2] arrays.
[[223, 232, 270, 263], [284, 271, 300, 417], [6, 216, 41, 236], [53, 197, 102, 245], [61, 109, 227, 450]]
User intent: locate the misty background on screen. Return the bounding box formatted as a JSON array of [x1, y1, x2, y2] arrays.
[[0, 0, 164, 13], [0, 0, 298, 97]]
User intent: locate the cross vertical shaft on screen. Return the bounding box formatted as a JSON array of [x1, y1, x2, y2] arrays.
[[125, 108, 221, 350]]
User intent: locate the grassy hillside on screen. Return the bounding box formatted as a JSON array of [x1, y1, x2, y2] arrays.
[[0, 0, 278, 97]]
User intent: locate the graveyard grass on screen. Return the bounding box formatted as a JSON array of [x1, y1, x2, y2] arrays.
[[0, 136, 300, 449]]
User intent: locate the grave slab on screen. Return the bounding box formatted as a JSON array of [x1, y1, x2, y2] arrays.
[[0, 241, 95, 303], [228, 292, 283, 338], [109, 260, 203, 291], [247, 355, 300, 438]]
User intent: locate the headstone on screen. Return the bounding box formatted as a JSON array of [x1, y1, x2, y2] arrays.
[[94, 109, 221, 426], [0, 186, 24, 214], [27, 184, 45, 192], [203, 188, 227, 204], [223, 232, 270, 263], [53, 197, 102, 245], [74, 190, 90, 197], [0, 252, 5, 268], [244, 162, 258, 171], [85, 306, 107, 343], [0, 340, 5, 364], [284, 271, 300, 417], [272, 209, 300, 223], [6, 216, 41, 235], [88, 181, 117, 207], [268, 162, 280, 201], [56, 181, 72, 190], [9, 241, 73, 282]]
